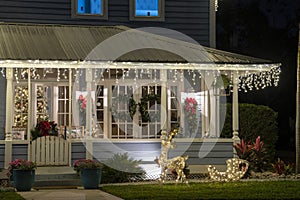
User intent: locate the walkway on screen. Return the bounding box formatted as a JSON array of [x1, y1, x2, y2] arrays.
[[17, 188, 123, 200]]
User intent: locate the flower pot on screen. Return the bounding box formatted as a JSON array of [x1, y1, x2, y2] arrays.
[[13, 169, 35, 191], [80, 168, 102, 189]]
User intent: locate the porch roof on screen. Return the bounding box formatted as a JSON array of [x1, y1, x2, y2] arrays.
[[0, 23, 280, 68]]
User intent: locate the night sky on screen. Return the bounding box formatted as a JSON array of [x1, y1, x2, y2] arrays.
[[216, 0, 300, 152]]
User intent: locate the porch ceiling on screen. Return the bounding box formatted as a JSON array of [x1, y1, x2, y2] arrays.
[[0, 23, 279, 67]]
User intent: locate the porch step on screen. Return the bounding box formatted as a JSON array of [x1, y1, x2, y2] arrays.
[[33, 166, 82, 188]]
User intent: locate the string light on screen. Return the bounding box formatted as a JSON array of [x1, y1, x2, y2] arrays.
[[157, 128, 189, 184], [57, 68, 60, 82], [14, 68, 19, 84], [0, 60, 280, 91], [208, 158, 249, 182]]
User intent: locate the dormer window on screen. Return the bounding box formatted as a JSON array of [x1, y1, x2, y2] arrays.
[[72, 0, 108, 19], [77, 0, 102, 15], [130, 0, 165, 21]]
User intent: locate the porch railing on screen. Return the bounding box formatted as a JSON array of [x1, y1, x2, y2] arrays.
[[31, 136, 69, 166]]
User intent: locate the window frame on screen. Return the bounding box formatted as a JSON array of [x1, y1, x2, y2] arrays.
[[129, 0, 165, 21], [72, 0, 108, 20]]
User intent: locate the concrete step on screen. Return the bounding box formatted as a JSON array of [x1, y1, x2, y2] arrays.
[[33, 166, 82, 188], [33, 179, 82, 188]]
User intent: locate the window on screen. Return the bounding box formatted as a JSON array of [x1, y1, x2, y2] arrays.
[[130, 0, 165, 21], [72, 0, 108, 19], [57, 86, 70, 126]]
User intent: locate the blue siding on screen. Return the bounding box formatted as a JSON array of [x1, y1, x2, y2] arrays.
[[169, 142, 233, 165], [92, 141, 233, 165], [0, 0, 210, 46], [0, 144, 4, 168], [93, 142, 161, 164], [71, 142, 86, 165], [11, 144, 28, 161], [0, 76, 6, 140]]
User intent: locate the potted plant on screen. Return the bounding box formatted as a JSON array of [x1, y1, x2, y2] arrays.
[[73, 159, 103, 189], [7, 158, 37, 191]]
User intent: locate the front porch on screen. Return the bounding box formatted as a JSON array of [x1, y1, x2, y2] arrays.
[[0, 24, 281, 177]]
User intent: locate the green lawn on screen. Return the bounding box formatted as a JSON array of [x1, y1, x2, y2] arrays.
[[102, 180, 300, 200], [0, 191, 24, 200]]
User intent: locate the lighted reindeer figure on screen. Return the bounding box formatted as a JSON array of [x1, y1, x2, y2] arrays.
[[156, 128, 189, 184]]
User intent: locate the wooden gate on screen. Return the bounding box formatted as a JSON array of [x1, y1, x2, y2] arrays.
[[31, 136, 69, 166]]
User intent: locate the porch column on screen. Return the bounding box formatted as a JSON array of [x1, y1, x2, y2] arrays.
[[160, 69, 168, 130], [5, 68, 13, 135], [27, 69, 32, 161], [85, 68, 93, 159], [5, 68, 13, 168], [68, 69, 72, 131], [232, 71, 240, 152]]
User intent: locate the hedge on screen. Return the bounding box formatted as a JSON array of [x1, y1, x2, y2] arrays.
[[220, 103, 278, 162]]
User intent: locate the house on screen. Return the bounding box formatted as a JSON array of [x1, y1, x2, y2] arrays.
[[0, 0, 280, 176]]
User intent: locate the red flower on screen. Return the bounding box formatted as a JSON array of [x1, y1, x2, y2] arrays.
[[39, 120, 51, 136], [78, 95, 87, 112]]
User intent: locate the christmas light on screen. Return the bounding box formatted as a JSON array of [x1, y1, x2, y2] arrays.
[[208, 158, 249, 182], [0, 60, 280, 91], [157, 129, 189, 184]]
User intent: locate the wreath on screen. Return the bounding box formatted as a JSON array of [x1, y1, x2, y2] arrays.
[[138, 94, 161, 122], [111, 95, 137, 121]]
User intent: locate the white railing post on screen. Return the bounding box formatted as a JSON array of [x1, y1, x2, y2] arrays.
[[232, 71, 240, 157]]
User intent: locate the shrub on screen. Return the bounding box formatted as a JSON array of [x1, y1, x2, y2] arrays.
[[221, 103, 278, 162], [272, 158, 294, 175], [234, 136, 269, 172], [101, 153, 146, 183]]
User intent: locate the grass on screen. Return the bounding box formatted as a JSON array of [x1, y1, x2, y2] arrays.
[[101, 180, 300, 199], [0, 191, 25, 200]]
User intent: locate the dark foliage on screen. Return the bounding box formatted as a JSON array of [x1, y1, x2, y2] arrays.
[[234, 136, 269, 172], [101, 153, 146, 183], [221, 103, 278, 162], [272, 158, 294, 175]]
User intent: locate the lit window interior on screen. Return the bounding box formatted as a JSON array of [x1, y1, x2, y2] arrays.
[[135, 0, 159, 17], [77, 0, 102, 15]]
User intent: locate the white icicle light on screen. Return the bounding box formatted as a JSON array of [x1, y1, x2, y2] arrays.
[[0, 60, 281, 91]]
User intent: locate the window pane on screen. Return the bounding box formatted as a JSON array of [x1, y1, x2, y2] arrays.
[[65, 87, 69, 98], [171, 98, 177, 109], [58, 101, 65, 112], [77, 0, 102, 15], [97, 99, 103, 109], [171, 111, 177, 121], [58, 87, 65, 98], [97, 111, 103, 121], [66, 100, 69, 112], [135, 0, 159, 17]]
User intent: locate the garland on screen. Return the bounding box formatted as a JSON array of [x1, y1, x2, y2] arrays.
[[138, 94, 161, 122], [111, 95, 137, 121]]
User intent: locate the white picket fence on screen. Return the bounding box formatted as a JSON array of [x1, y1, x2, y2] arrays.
[[31, 136, 69, 166]]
